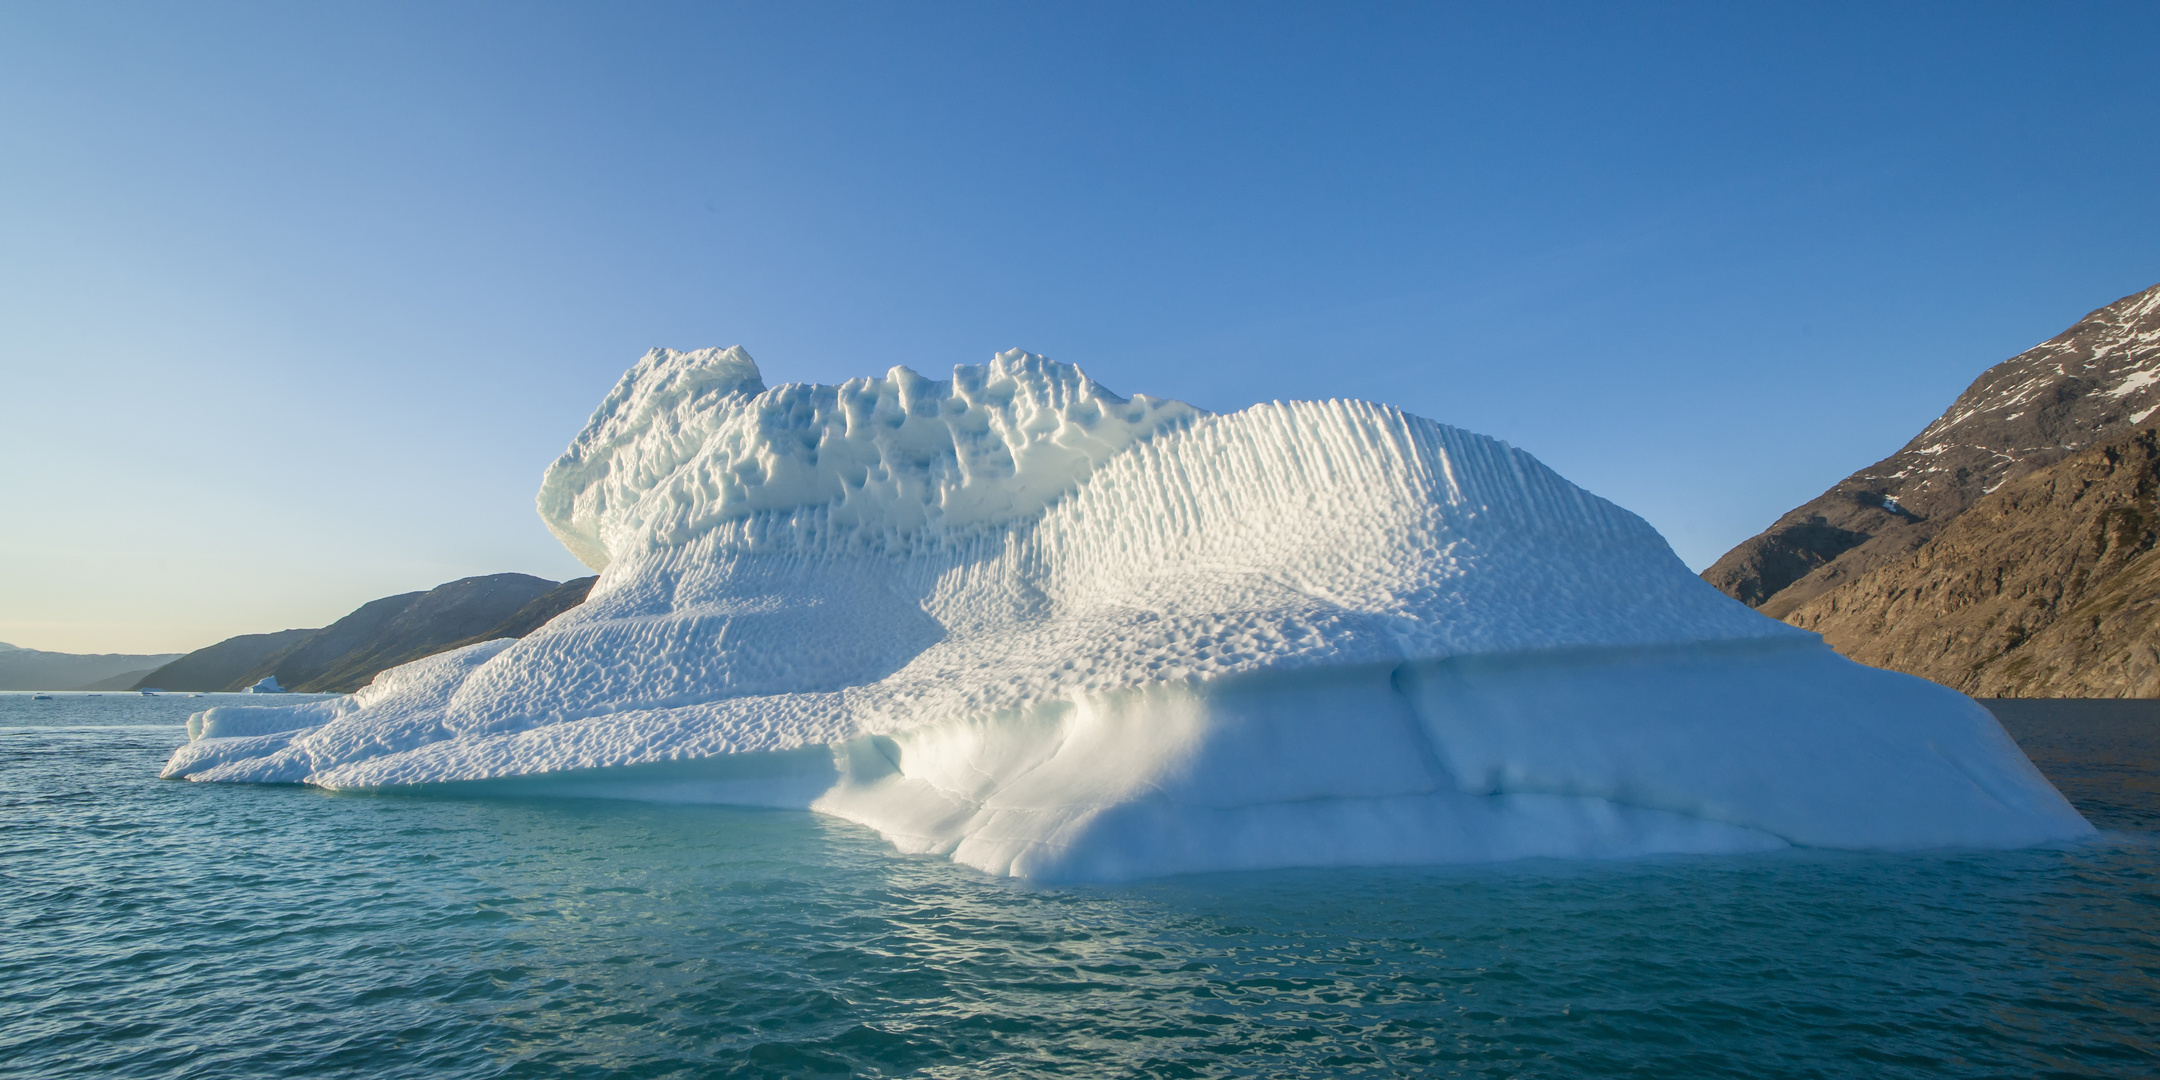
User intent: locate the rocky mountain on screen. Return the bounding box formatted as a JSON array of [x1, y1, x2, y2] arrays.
[[1706, 282, 2160, 618], [442, 575, 597, 649], [1706, 281, 2160, 695], [1784, 428, 2160, 696], [132, 573, 595, 694], [0, 642, 183, 692]]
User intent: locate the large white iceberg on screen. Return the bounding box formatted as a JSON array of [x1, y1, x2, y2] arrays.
[[164, 347, 2093, 879]]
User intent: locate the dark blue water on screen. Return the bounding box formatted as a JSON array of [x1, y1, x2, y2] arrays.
[[4, 693, 2156, 1079]]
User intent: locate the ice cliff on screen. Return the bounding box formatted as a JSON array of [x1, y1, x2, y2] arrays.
[[163, 347, 2093, 879]]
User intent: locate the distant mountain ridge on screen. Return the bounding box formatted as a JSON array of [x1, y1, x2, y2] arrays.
[[132, 574, 599, 694], [0, 643, 183, 691], [1706, 281, 2160, 696]]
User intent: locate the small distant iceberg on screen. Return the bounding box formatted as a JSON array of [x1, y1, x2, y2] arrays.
[[164, 347, 2093, 880], [240, 676, 285, 694]]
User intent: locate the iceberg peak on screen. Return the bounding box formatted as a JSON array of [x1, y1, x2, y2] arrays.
[[537, 347, 1199, 570]]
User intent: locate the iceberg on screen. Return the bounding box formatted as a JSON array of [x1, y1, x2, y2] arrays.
[[164, 347, 2093, 880]]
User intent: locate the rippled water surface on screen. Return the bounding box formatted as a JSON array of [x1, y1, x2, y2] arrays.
[[4, 694, 2157, 1078]]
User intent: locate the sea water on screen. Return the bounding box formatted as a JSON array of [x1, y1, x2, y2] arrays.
[[3, 694, 2155, 1078]]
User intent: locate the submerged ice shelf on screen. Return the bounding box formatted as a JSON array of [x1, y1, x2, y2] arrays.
[[164, 347, 2093, 879]]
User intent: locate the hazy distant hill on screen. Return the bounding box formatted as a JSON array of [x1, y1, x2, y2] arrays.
[[73, 668, 167, 692], [1706, 281, 2160, 696], [0, 642, 184, 691], [134, 573, 597, 695], [128, 629, 319, 692]]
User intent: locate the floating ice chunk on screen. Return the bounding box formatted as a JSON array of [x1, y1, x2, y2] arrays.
[[165, 348, 2093, 879]]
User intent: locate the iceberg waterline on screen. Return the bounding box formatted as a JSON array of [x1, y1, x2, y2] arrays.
[[164, 347, 2093, 879]]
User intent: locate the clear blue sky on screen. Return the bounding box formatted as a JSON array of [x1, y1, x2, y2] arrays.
[[4, 2, 2156, 654]]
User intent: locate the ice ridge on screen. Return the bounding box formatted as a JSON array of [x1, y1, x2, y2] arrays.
[[537, 347, 1199, 568], [164, 347, 2094, 880]]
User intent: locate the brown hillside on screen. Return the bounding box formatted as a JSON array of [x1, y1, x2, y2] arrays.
[[1704, 282, 2160, 619], [1785, 429, 2160, 697]]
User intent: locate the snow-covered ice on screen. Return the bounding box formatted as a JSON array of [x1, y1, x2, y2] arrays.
[[163, 347, 2093, 879]]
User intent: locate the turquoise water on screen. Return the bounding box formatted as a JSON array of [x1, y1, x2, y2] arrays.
[[4, 694, 2156, 1078]]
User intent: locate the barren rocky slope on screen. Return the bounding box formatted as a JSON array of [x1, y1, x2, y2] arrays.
[[1706, 282, 2160, 619], [1784, 429, 2160, 696]]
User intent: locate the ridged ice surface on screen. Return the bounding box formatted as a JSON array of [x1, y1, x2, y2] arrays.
[[163, 348, 2093, 879]]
